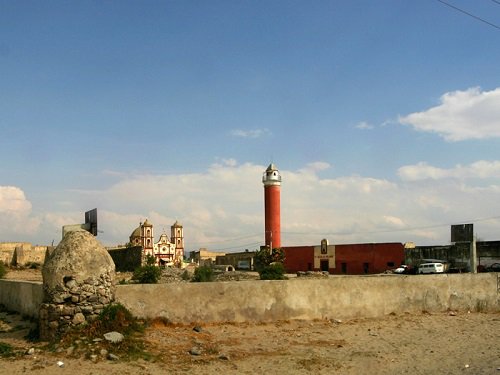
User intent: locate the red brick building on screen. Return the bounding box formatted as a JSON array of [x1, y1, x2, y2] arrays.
[[283, 242, 404, 275]]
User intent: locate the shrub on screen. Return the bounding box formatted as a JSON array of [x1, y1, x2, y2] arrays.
[[0, 262, 7, 279], [132, 265, 161, 284], [254, 247, 285, 272], [192, 266, 214, 282], [95, 303, 140, 334], [259, 263, 286, 280], [181, 270, 191, 281]]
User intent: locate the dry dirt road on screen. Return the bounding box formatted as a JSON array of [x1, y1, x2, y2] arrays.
[[1, 269, 499, 374]]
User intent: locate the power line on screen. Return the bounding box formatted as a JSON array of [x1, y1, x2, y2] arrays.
[[282, 215, 500, 237], [186, 215, 500, 250], [437, 0, 500, 30]]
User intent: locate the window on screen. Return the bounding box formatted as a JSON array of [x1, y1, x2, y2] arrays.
[[387, 262, 395, 267]]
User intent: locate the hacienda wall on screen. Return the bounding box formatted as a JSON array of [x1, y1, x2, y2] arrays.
[[2, 274, 499, 322], [0, 243, 50, 265]]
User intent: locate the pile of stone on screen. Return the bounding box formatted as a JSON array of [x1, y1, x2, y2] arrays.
[[39, 230, 116, 341], [159, 267, 191, 283], [296, 271, 329, 278], [214, 270, 260, 282]]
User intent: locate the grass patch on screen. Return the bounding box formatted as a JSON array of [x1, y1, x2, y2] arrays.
[[58, 303, 154, 362], [0, 342, 14, 357]]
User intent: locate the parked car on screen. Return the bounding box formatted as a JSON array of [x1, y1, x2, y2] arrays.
[[486, 263, 500, 272], [418, 263, 445, 274], [394, 265, 409, 274]]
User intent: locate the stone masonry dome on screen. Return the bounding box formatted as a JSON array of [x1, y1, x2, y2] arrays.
[[40, 230, 116, 340], [42, 230, 115, 294]]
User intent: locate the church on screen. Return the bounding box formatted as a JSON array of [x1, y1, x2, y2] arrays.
[[129, 220, 184, 266]]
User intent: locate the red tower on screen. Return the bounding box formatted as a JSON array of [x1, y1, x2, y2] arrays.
[[262, 163, 281, 249]]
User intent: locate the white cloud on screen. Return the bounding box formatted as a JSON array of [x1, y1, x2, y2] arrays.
[[0, 186, 32, 214], [0, 186, 40, 238], [230, 128, 271, 138], [383, 216, 406, 228], [398, 160, 500, 181], [355, 121, 374, 130], [5, 160, 500, 249], [398, 87, 500, 141], [298, 161, 331, 174]]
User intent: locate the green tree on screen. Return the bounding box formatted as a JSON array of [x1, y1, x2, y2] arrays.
[[254, 247, 286, 280], [254, 247, 285, 271], [192, 265, 214, 282], [259, 262, 286, 280], [133, 264, 161, 284]]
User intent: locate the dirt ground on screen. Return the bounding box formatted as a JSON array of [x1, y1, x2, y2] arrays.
[[1, 269, 499, 374]]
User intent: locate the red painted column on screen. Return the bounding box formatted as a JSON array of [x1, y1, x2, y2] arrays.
[[263, 164, 281, 249], [265, 184, 281, 249]]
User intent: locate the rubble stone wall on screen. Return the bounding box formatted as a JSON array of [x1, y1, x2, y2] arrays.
[[38, 272, 114, 341], [0, 243, 49, 265]]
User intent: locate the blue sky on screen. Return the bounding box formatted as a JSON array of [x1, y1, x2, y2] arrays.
[[1, 1, 500, 250]]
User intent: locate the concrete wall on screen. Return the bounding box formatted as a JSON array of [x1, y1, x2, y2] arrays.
[[107, 246, 142, 272], [116, 273, 500, 323], [2, 274, 499, 322], [0, 280, 44, 318]]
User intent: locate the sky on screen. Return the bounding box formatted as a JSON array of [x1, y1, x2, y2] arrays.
[[1, 0, 500, 251]]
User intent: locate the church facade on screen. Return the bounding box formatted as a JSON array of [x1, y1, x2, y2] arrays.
[[129, 220, 184, 266]]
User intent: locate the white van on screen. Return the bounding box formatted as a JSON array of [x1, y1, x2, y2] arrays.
[[418, 263, 445, 274]]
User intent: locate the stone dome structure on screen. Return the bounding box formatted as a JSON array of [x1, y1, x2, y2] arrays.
[[43, 230, 115, 293], [40, 230, 116, 340]]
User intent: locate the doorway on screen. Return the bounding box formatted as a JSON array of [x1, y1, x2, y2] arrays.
[[320, 260, 329, 272]]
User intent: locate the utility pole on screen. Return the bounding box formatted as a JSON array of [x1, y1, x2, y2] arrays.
[[470, 234, 477, 273]]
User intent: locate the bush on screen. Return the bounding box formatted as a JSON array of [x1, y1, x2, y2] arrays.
[[132, 265, 161, 284], [254, 248, 285, 272], [0, 262, 7, 279], [192, 266, 214, 282], [95, 303, 140, 335], [259, 263, 286, 280]]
